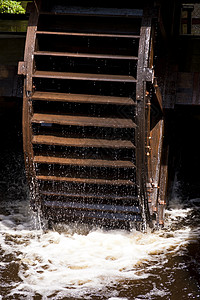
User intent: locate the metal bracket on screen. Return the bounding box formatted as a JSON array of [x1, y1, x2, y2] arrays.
[[159, 200, 166, 205], [145, 68, 154, 83], [152, 183, 159, 189]]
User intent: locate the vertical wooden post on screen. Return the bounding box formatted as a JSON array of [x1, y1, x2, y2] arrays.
[[136, 14, 153, 229], [22, 1, 41, 201]]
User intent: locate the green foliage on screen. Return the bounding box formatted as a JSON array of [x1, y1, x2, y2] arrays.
[[0, 0, 26, 14]]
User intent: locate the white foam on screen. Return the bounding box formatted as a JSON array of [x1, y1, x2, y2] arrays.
[[4, 226, 190, 298], [136, 282, 171, 299], [165, 207, 192, 224], [0, 200, 197, 299], [108, 297, 128, 300]]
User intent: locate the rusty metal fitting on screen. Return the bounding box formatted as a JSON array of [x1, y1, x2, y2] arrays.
[[145, 91, 150, 96], [152, 183, 159, 189], [159, 200, 166, 205]]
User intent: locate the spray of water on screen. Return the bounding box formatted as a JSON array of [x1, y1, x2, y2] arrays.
[[0, 193, 199, 299]]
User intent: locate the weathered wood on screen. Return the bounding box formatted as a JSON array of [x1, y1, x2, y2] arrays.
[[41, 191, 137, 201], [135, 15, 153, 228], [36, 31, 140, 39], [37, 175, 136, 186], [44, 204, 142, 222], [148, 119, 164, 215], [33, 70, 137, 82], [22, 0, 41, 192], [23, 2, 40, 92], [18, 61, 26, 76], [21, 2, 164, 228], [41, 7, 143, 17], [32, 91, 136, 105], [32, 135, 135, 149], [34, 51, 138, 60], [157, 144, 169, 226], [32, 113, 136, 128], [34, 156, 136, 168], [153, 83, 163, 112], [42, 200, 141, 214]]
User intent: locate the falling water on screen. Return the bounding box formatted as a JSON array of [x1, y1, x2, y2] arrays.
[[0, 156, 199, 299]]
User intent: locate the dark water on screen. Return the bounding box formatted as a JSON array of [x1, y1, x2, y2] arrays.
[[0, 108, 200, 300]]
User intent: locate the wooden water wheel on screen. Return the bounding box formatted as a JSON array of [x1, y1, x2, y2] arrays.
[[18, 0, 167, 230]]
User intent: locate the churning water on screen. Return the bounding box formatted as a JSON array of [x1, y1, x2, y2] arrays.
[[0, 151, 199, 300]]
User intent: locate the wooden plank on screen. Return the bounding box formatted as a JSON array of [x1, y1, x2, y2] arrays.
[[34, 156, 135, 168], [23, 1, 40, 92], [148, 119, 164, 215], [33, 70, 137, 83], [154, 85, 163, 112], [32, 91, 135, 105], [22, 0, 41, 189], [157, 144, 169, 226], [37, 175, 136, 186], [31, 113, 136, 128], [34, 51, 138, 60], [135, 16, 152, 223], [18, 61, 26, 76], [42, 200, 141, 214], [32, 135, 135, 149], [43, 204, 142, 222], [41, 7, 143, 17], [36, 31, 140, 39], [41, 191, 137, 201]]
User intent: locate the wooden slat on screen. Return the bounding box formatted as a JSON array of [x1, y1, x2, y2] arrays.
[[34, 51, 138, 60], [36, 31, 140, 39], [34, 156, 135, 168], [40, 7, 143, 17], [37, 175, 135, 186], [42, 200, 141, 214], [33, 70, 137, 83], [32, 135, 135, 149], [153, 84, 163, 112], [32, 91, 135, 105], [44, 204, 142, 222], [41, 191, 137, 201], [31, 113, 136, 128]]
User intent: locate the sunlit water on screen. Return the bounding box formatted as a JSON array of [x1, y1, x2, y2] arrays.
[[0, 186, 200, 299]]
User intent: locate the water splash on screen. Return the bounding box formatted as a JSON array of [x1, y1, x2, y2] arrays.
[[0, 196, 199, 299]]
